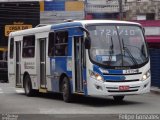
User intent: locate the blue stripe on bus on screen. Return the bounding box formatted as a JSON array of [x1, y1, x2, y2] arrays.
[[93, 65, 103, 75], [51, 22, 82, 30], [103, 76, 126, 81], [93, 65, 123, 75], [107, 69, 123, 74], [50, 57, 67, 92]]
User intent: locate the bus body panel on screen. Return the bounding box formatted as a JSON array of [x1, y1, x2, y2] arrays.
[[36, 32, 52, 91], [49, 25, 86, 94], [8, 36, 15, 84], [86, 59, 150, 96]]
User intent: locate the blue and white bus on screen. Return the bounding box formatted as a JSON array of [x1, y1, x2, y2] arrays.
[[8, 20, 150, 102]]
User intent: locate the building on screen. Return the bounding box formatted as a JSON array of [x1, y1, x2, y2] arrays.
[[40, 0, 85, 24], [85, 0, 160, 20]]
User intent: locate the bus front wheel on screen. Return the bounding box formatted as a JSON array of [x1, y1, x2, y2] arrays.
[[62, 77, 72, 102], [113, 96, 125, 102], [24, 75, 34, 96]]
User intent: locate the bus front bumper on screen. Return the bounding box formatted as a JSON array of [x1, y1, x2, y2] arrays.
[[87, 77, 150, 96]]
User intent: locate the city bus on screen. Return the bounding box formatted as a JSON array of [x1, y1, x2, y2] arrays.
[[8, 20, 150, 102]]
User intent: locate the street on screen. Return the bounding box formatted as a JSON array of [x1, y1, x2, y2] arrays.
[[0, 81, 160, 115]]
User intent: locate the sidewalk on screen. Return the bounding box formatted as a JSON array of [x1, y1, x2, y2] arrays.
[[151, 87, 160, 95]]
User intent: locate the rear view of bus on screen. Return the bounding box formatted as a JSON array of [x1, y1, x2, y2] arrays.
[[85, 21, 150, 101]]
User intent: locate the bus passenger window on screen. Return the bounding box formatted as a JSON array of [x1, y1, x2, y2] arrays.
[[22, 35, 35, 58], [55, 31, 68, 56], [10, 38, 14, 58], [48, 32, 55, 56]]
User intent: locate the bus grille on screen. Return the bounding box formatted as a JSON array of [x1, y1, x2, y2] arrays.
[[108, 89, 138, 92], [105, 79, 139, 82]]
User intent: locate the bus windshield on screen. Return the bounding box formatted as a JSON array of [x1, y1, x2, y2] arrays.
[[87, 24, 149, 68]]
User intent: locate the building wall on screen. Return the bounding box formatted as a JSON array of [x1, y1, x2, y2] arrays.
[[40, 0, 84, 24], [0, 1, 40, 46], [126, 1, 160, 20], [85, 0, 160, 20], [65, 1, 84, 11]]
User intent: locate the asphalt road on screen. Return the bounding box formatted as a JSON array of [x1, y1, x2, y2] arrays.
[[0, 81, 160, 120]]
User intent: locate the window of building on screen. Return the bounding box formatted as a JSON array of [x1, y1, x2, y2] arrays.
[[10, 38, 14, 58], [48, 32, 55, 56], [55, 31, 68, 56], [145, 27, 160, 36], [22, 35, 35, 58], [146, 13, 155, 20]]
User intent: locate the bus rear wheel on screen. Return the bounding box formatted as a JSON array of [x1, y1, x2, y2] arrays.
[[62, 77, 72, 102], [113, 96, 125, 102], [24, 75, 34, 96]]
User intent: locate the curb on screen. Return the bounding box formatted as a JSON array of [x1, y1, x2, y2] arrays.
[[151, 87, 160, 95]]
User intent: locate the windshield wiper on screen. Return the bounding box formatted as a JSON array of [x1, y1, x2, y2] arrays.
[[121, 38, 138, 66], [107, 36, 114, 65], [122, 44, 147, 62]]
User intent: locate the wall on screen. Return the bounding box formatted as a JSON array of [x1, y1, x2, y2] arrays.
[[40, 0, 84, 24], [0, 1, 40, 46]]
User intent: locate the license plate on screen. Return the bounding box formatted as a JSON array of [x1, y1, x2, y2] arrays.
[[119, 86, 129, 91]]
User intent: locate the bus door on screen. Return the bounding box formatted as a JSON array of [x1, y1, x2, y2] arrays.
[[74, 36, 85, 92], [39, 38, 47, 88], [15, 41, 21, 86]]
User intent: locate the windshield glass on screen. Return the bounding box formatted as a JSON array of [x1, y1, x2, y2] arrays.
[[87, 24, 148, 68]]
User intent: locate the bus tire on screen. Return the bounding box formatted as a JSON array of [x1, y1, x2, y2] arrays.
[[62, 77, 72, 102], [113, 96, 125, 102], [24, 75, 34, 96]]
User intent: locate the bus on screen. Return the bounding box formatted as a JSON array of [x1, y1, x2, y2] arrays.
[[8, 20, 150, 102], [0, 47, 8, 82]]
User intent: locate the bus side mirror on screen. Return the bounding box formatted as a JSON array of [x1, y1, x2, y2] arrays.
[[85, 37, 91, 49]]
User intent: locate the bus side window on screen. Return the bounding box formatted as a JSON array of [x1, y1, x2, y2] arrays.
[[22, 35, 35, 58], [55, 31, 68, 56], [10, 38, 14, 59], [48, 32, 55, 57]]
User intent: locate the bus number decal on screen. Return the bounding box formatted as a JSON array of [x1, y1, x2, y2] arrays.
[[24, 62, 35, 69]]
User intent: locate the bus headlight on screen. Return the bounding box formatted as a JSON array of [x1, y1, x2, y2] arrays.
[[141, 70, 150, 81], [89, 70, 104, 82]]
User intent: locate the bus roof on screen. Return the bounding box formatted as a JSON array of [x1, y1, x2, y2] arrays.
[[10, 20, 141, 37], [9, 25, 52, 37], [75, 20, 141, 25]]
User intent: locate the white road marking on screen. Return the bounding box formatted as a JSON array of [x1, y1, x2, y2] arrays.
[[15, 89, 24, 93], [0, 87, 24, 94], [0, 88, 3, 94]]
